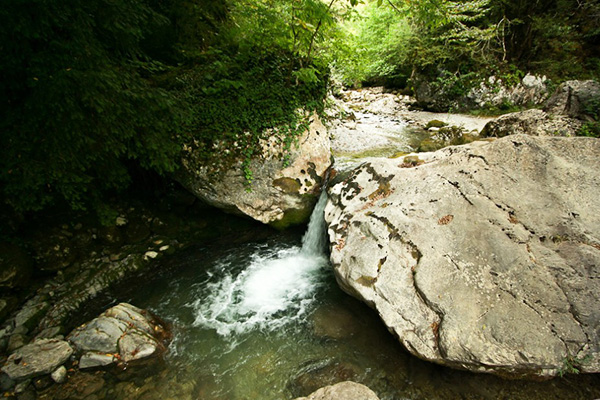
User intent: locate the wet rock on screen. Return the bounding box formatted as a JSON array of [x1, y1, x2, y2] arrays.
[[177, 113, 331, 229], [42, 371, 106, 400], [79, 352, 116, 369], [35, 326, 64, 340], [480, 109, 583, 138], [14, 380, 30, 394], [325, 135, 600, 378], [0, 372, 15, 391], [118, 331, 158, 363], [50, 366, 67, 384], [417, 126, 477, 152], [7, 334, 28, 353], [292, 381, 380, 400], [67, 303, 169, 369], [1, 339, 73, 381], [68, 316, 127, 354], [0, 243, 33, 290], [14, 300, 50, 331], [32, 375, 53, 390], [545, 80, 600, 120], [37, 254, 146, 331]]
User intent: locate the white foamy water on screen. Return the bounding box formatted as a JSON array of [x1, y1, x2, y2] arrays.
[[190, 191, 329, 336]]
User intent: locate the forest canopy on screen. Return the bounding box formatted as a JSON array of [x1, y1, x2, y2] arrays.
[[1, 0, 598, 220]]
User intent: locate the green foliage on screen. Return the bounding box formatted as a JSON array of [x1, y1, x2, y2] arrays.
[[329, 0, 599, 90], [0, 0, 189, 214], [579, 96, 600, 138], [558, 354, 592, 377], [327, 2, 414, 87], [176, 46, 328, 185], [0, 0, 332, 216]]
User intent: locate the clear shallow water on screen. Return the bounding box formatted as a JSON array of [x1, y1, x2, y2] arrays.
[[110, 194, 600, 400]]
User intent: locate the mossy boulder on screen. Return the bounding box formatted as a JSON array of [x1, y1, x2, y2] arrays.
[[177, 113, 331, 229]]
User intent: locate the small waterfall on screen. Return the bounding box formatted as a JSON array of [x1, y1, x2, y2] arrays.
[[301, 189, 329, 256], [190, 189, 330, 336]]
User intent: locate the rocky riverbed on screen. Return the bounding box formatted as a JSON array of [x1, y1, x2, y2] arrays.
[[1, 81, 599, 399]]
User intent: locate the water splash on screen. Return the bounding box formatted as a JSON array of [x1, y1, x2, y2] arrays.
[[190, 191, 329, 336]]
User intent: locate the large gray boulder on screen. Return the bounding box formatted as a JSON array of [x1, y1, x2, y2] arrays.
[[67, 303, 169, 368], [2, 339, 73, 381], [480, 109, 583, 138], [292, 381, 380, 400], [481, 79, 599, 138], [325, 135, 600, 378], [545, 80, 600, 120], [177, 113, 331, 229], [413, 74, 549, 112]]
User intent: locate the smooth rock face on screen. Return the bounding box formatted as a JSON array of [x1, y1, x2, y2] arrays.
[[1, 339, 73, 381], [177, 113, 331, 228], [325, 135, 600, 378], [67, 303, 169, 368], [292, 381, 380, 400]]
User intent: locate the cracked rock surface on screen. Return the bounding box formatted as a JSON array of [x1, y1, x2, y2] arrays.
[[67, 303, 170, 368], [325, 134, 600, 378]]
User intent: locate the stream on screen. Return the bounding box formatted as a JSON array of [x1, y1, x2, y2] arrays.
[[101, 89, 600, 399]]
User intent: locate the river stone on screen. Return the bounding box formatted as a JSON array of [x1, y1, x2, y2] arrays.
[[14, 301, 50, 331], [51, 366, 67, 384], [79, 352, 116, 369], [118, 331, 158, 362], [292, 381, 380, 400], [177, 113, 331, 229], [67, 303, 169, 369], [325, 135, 600, 378], [68, 316, 128, 354], [1, 339, 73, 381]]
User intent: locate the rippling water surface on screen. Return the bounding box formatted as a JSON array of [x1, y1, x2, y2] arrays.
[[116, 193, 600, 400]]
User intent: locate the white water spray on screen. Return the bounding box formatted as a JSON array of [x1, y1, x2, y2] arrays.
[[190, 190, 329, 336]]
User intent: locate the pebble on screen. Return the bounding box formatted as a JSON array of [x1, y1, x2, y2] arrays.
[[144, 251, 158, 260], [51, 366, 67, 384]]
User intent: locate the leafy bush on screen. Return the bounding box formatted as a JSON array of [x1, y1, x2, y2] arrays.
[[176, 47, 328, 175], [579, 96, 600, 138], [0, 0, 187, 213]]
